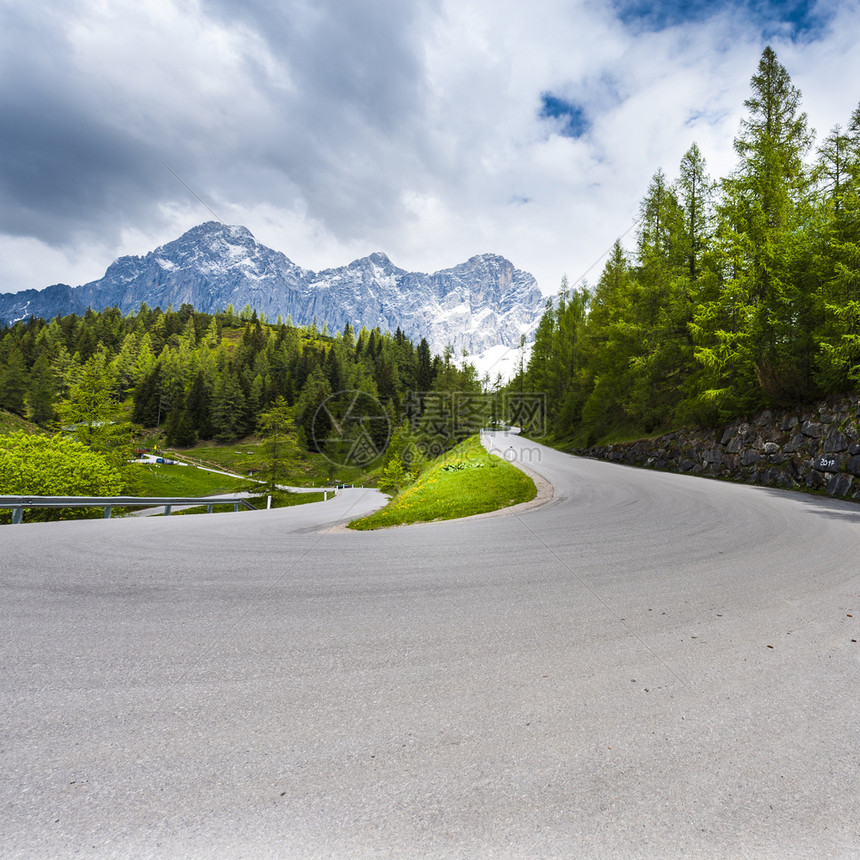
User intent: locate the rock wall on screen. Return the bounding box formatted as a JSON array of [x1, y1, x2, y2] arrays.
[[573, 395, 860, 502]]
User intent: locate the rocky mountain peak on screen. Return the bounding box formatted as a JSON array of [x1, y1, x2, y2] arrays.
[[0, 224, 546, 358]]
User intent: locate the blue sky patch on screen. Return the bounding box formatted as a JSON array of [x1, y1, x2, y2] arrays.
[[756, 0, 831, 42], [613, 0, 713, 30], [539, 93, 590, 138], [612, 0, 831, 40]]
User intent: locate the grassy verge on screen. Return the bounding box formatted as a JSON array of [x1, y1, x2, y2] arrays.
[[127, 463, 250, 496], [349, 435, 536, 530]]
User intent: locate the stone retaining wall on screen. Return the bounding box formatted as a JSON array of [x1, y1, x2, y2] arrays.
[[573, 394, 860, 502]]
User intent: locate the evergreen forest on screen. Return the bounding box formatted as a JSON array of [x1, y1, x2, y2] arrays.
[[0, 300, 483, 471], [520, 47, 860, 444]]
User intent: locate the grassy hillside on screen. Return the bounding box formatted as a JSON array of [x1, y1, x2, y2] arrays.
[[165, 441, 379, 488], [125, 464, 326, 513], [127, 463, 250, 497], [0, 410, 41, 436]]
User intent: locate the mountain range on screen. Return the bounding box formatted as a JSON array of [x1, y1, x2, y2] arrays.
[[0, 223, 545, 360]]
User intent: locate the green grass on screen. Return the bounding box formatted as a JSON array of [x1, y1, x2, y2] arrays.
[[168, 443, 261, 476], [127, 464, 250, 496], [349, 435, 536, 530], [0, 409, 42, 436], [166, 440, 379, 487], [127, 464, 326, 515]]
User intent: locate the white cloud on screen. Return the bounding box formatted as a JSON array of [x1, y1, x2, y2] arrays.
[[1, 0, 858, 300], [0, 235, 112, 293]]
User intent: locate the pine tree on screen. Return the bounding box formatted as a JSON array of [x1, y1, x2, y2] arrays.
[[524, 298, 556, 398], [255, 397, 300, 493], [164, 406, 197, 447], [816, 125, 853, 212], [0, 348, 28, 415], [627, 167, 698, 428], [26, 352, 57, 425], [185, 371, 213, 439], [58, 350, 116, 444], [379, 458, 407, 494], [111, 331, 139, 397], [697, 46, 815, 407], [577, 242, 638, 439], [131, 365, 165, 427], [415, 338, 434, 390], [210, 371, 247, 441], [295, 368, 333, 453], [811, 101, 860, 392], [677, 143, 713, 283], [58, 349, 133, 471], [132, 332, 156, 384]]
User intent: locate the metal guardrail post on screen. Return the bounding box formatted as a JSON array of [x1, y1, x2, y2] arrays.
[[164, 505, 172, 516], [12, 507, 22, 525], [104, 505, 112, 519]]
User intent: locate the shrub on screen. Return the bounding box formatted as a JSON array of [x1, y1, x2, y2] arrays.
[[0, 431, 124, 522]]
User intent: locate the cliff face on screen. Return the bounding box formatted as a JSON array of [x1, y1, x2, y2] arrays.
[[574, 395, 860, 502]]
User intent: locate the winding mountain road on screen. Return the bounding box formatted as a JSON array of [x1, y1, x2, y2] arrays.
[[2, 432, 858, 857]]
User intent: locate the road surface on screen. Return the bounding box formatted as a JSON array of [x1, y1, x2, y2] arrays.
[[1, 431, 858, 857]]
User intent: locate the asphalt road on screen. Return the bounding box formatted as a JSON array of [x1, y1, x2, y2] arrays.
[[1, 432, 858, 858]]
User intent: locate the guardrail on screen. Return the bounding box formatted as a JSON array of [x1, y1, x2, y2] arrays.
[[0, 495, 256, 525]]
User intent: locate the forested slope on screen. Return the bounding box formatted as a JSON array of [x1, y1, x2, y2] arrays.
[[0, 302, 482, 458], [520, 47, 860, 445]]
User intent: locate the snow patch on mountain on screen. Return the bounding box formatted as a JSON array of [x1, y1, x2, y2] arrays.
[[0, 222, 546, 357], [471, 342, 533, 384]]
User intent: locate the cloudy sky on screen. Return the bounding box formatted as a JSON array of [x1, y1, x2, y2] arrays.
[[1, 0, 859, 298]]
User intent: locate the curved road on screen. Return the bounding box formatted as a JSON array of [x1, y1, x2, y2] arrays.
[[1, 432, 858, 857]]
